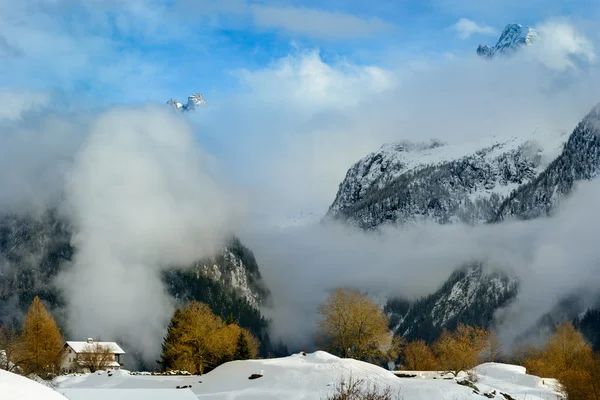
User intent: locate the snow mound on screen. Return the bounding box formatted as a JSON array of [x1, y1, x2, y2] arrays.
[[0, 369, 67, 400], [475, 362, 561, 395], [54, 352, 562, 399]]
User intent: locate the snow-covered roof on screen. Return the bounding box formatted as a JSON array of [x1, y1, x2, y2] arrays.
[[65, 341, 126, 354]]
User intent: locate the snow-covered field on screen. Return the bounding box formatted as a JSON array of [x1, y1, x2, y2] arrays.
[[0, 369, 67, 400], [2, 351, 563, 400]]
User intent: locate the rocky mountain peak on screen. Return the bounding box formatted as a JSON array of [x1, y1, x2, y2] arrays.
[[166, 93, 206, 112], [477, 23, 537, 59]]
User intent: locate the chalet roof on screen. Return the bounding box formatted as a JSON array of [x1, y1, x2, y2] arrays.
[[65, 341, 126, 354]]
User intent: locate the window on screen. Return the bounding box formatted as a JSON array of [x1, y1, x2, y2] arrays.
[[69, 349, 72, 353]]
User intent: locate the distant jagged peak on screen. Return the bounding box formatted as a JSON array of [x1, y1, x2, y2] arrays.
[[477, 23, 537, 59], [166, 92, 206, 112]]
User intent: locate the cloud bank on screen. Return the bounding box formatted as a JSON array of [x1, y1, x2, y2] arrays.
[[251, 5, 395, 39], [452, 18, 496, 40], [0, 103, 240, 363], [200, 18, 599, 227], [1, 11, 600, 362], [243, 179, 600, 349]]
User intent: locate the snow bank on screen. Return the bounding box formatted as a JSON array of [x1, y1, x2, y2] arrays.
[[0, 369, 67, 400], [61, 388, 197, 400], [54, 352, 563, 400]]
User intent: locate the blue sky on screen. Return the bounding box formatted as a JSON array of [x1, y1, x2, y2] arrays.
[[1, 0, 598, 106], [1, 0, 599, 225]]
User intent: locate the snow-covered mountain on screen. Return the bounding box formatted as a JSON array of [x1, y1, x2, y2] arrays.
[[328, 102, 600, 345], [386, 264, 519, 342], [477, 23, 537, 58], [494, 104, 600, 221], [0, 211, 272, 358], [327, 132, 565, 229], [166, 93, 206, 112]]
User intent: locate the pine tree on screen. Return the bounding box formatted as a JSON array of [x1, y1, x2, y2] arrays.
[[234, 331, 251, 360], [225, 312, 235, 325], [157, 308, 184, 371], [20, 296, 63, 377]]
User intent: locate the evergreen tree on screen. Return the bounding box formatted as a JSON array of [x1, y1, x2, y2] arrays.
[[234, 331, 251, 360], [20, 296, 63, 376], [157, 308, 184, 370]]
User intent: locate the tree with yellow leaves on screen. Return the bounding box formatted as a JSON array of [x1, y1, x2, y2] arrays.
[[433, 324, 489, 377], [19, 296, 63, 376], [0, 326, 22, 372], [159, 301, 259, 374], [483, 330, 503, 363], [316, 288, 391, 362], [402, 339, 438, 371], [523, 322, 598, 400]]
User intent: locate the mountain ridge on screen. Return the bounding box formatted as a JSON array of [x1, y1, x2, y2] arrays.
[[328, 100, 600, 345]]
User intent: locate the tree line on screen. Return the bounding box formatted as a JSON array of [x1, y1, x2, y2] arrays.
[[317, 287, 600, 400], [4, 288, 600, 400]]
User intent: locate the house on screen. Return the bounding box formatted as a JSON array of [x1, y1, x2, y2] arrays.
[[59, 338, 126, 374]]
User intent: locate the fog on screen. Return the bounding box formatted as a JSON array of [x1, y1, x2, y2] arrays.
[[0, 16, 599, 361], [243, 179, 600, 348], [198, 18, 599, 227], [0, 104, 242, 363]]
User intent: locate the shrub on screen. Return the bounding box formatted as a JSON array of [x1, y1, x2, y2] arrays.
[[326, 376, 401, 400]]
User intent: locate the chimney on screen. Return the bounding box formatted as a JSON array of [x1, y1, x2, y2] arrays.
[[87, 338, 93, 344]]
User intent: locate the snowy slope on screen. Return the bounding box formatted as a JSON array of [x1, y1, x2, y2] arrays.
[[327, 132, 566, 228], [0, 369, 67, 400], [477, 23, 537, 58], [53, 351, 561, 400]]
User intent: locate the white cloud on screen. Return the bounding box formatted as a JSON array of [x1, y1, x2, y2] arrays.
[[530, 19, 596, 71], [0, 89, 50, 121], [243, 179, 600, 349], [0, 103, 242, 363], [201, 29, 599, 227], [452, 18, 496, 40], [209, 49, 395, 226], [57, 106, 240, 362], [250, 5, 395, 39]]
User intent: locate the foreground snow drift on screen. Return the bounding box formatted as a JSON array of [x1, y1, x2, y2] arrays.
[[0, 369, 67, 400], [54, 351, 562, 400]]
